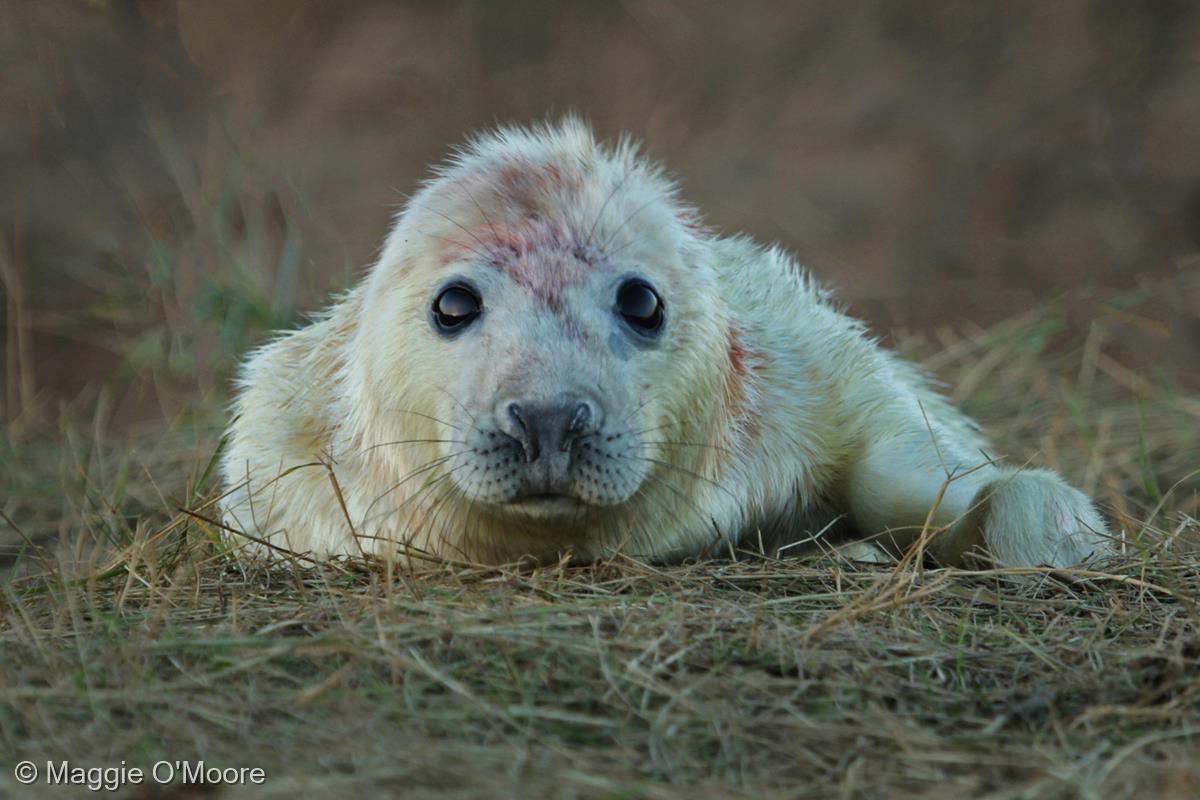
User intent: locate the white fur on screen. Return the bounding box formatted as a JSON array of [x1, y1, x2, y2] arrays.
[[220, 119, 1112, 568]]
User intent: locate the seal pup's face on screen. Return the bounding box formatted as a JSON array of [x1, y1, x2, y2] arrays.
[[353, 121, 726, 554]]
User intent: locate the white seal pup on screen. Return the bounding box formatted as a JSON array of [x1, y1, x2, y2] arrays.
[[220, 119, 1112, 567]]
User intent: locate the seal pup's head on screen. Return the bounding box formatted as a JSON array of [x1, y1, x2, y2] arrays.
[[346, 119, 730, 560]]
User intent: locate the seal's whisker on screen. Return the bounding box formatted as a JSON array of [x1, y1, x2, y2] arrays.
[[477, 488, 529, 561], [459, 479, 491, 563], [422, 481, 464, 554], [461, 182, 501, 245], [633, 470, 708, 523], [364, 471, 458, 531], [362, 438, 466, 455], [362, 450, 471, 519], [619, 453, 740, 504], [622, 418, 692, 438], [390, 408, 469, 433], [600, 513, 641, 560], [601, 196, 661, 251], [604, 232, 649, 262], [383, 214, 492, 265], [420, 475, 477, 563], [643, 440, 733, 454], [434, 386, 484, 431], [415, 228, 492, 262], [394, 189, 494, 261], [367, 463, 469, 530], [615, 392, 664, 430], [586, 169, 634, 248], [376, 473, 458, 549]]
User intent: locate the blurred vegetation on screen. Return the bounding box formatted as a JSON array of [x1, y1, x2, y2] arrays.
[[0, 4, 1198, 796], [2, 0, 1199, 431]]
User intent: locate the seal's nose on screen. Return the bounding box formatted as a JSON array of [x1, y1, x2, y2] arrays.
[[497, 399, 598, 463]]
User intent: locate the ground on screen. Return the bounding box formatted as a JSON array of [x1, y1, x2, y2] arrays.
[[2, 278, 1198, 799], [2, 4, 1200, 796]]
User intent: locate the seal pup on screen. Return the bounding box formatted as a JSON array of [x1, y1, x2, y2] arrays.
[[220, 119, 1112, 567]]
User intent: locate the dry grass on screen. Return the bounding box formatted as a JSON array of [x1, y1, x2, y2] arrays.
[[2, 276, 1199, 798], [4, 547, 1200, 799], [5, 4, 1200, 796]]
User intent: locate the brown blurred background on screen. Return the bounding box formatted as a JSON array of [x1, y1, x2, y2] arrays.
[[3, 0, 1199, 429]]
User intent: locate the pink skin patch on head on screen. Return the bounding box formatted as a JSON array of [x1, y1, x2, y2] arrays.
[[494, 161, 584, 207], [498, 163, 552, 194], [437, 217, 608, 348], [430, 158, 638, 344], [724, 326, 766, 447], [441, 216, 593, 315]]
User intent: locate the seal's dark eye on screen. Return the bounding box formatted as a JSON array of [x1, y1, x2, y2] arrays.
[[616, 279, 664, 334], [433, 284, 482, 332]]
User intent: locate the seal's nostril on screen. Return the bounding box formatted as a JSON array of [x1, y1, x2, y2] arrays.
[[503, 402, 539, 463], [497, 398, 598, 464], [507, 402, 527, 433], [567, 402, 591, 437]]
